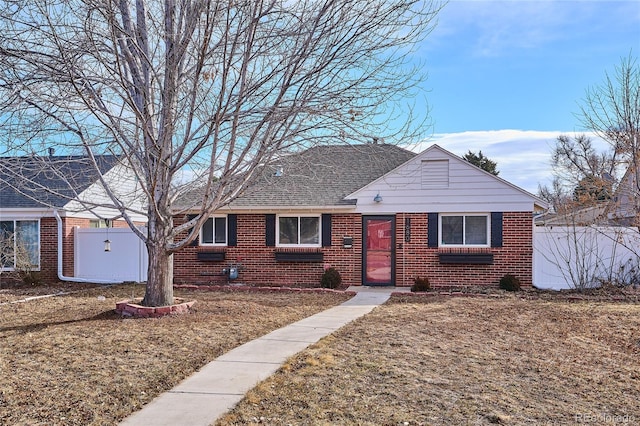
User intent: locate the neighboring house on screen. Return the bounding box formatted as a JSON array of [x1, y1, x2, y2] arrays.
[[174, 143, 547, 288], [607, 163, 639, 226], [535, 164, 639, 227], [0, 155, 146, 281], [535, 204, 610, 227]]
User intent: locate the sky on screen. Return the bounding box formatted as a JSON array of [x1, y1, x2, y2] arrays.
[[407, 0, 640, 193]]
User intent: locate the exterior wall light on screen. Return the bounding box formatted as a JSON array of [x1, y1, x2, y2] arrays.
[[373, 192, 382, 203], [104, 239, 111, 252]]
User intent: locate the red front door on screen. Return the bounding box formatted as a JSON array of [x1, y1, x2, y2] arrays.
[[363, 216, 395, 286]]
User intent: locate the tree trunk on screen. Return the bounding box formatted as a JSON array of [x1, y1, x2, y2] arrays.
[[142, 223, 174, 307]]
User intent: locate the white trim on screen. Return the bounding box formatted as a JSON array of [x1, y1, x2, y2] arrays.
[[276, 214, 322, 247], [439, 213, 490, 248], [0, 208, 56, 219], [199, 215, 228, 246]]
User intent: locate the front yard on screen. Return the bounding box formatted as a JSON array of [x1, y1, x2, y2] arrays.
[[219, 295, 640, 425], [1, 283, 639, 425], [0, 283, 350, 425]]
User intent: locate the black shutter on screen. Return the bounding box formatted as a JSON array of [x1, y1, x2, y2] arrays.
[[321, 214, 332, 247], [187, 214, 199, 246], [265, 214, 276, 246], [491, 212, 503, 247], [427, 212, 439, 248], [227, 214, 238, 247]]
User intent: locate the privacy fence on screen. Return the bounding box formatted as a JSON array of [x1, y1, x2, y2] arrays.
[[74, 227, 148, 283], [534, 226, 640, 290]]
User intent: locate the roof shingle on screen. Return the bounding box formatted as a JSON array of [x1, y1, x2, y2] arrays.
[[230, 143, 416, 208], [0, 155, 119, 209]]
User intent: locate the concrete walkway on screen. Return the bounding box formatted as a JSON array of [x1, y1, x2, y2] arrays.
[[120, 286, 404, 426]]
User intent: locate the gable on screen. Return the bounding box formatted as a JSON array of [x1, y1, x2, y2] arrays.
[[348, 144, 545, 213], [63, 162, 148, 222]]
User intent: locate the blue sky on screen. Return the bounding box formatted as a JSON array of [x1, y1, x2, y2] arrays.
[[409, 0, 640, 192]]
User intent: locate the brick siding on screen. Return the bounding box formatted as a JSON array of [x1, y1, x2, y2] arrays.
[[173, 212, 533, 288]]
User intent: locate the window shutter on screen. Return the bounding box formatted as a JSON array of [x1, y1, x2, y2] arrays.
[[427, 213, 439, 248], [265, 214, 276, 246], [228, 214, 238, 247], [321, 214, 332, 247], [187, 214, 199, 246], [491, 212, 503, 247]]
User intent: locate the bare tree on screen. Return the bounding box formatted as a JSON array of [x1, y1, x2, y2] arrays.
[[578, 53, 640, 226], [0, 0, 443, 306], [538, 134, 617, 213]]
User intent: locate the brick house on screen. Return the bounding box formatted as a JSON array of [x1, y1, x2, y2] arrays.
[[174, 143, 547, 288], [0, 155, 146, 282]]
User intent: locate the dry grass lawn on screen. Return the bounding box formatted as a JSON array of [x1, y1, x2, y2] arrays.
[[218, 296, 640, 426], [0, 283, 350, 426]]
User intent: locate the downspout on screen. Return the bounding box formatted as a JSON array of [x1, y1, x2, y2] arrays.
[[53, 209, 123, 284]]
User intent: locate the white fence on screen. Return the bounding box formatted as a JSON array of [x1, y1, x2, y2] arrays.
[[533, 226, 640, 290], [74, 227, 148, 282]]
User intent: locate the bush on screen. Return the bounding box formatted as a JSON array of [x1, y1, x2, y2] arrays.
[[320, 267, 342, 289], [20, 271, 42, 286], [411, 276, 431, 292], [499, 274, 521, 292]]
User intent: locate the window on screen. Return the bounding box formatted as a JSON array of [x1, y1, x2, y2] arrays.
[[89, 219, 113, 228], [200, 216, 227, 245], [277, 215, 320, 246], [440, 214, 489, 246], [0, 220, 40, 270]]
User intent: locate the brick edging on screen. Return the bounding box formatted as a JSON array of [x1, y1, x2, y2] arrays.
[[115, 298, 196, 318]]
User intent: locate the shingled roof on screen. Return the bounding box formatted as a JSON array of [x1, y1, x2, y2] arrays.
[[229, 143, 416, 208], [0, 155, 120, 209]]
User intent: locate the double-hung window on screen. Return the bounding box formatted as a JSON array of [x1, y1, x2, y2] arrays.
[[200, 216, 227, 246], [277, 215, 320, 246], [0, 219, 40, 270], [440, 214, 489, 247]]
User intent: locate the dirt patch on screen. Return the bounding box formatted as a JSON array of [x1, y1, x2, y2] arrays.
[[0, 283, 351, 425], [218, 297, 640, 425]]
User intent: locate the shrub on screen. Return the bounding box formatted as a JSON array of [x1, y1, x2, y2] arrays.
[[499, 274, 521, 292], [320, 267, 342, 289], [411, 276, 431, 292]]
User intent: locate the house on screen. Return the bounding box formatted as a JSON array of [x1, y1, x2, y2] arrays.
[[174, 143, 547, 288], [535, 163, 639, 227], [607, 163, 639, 226], [0, 155, 146, 282]]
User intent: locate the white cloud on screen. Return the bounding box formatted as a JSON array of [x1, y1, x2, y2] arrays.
[[428, 0, 632, 58], [404, 129, 610, 194]]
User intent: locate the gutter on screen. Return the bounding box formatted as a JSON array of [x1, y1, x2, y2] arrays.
[[53, 209, 123, 284]]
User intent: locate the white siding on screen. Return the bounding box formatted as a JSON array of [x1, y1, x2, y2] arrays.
[[63, 163, 147, 222], [349, 144, 541, 214]]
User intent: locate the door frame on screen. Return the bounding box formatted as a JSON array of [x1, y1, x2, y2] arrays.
[[361, 215, 396, 286]]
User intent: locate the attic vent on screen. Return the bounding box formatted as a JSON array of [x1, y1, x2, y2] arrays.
[[421, 159, 449, 188], [274, 165, 284, 177]]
